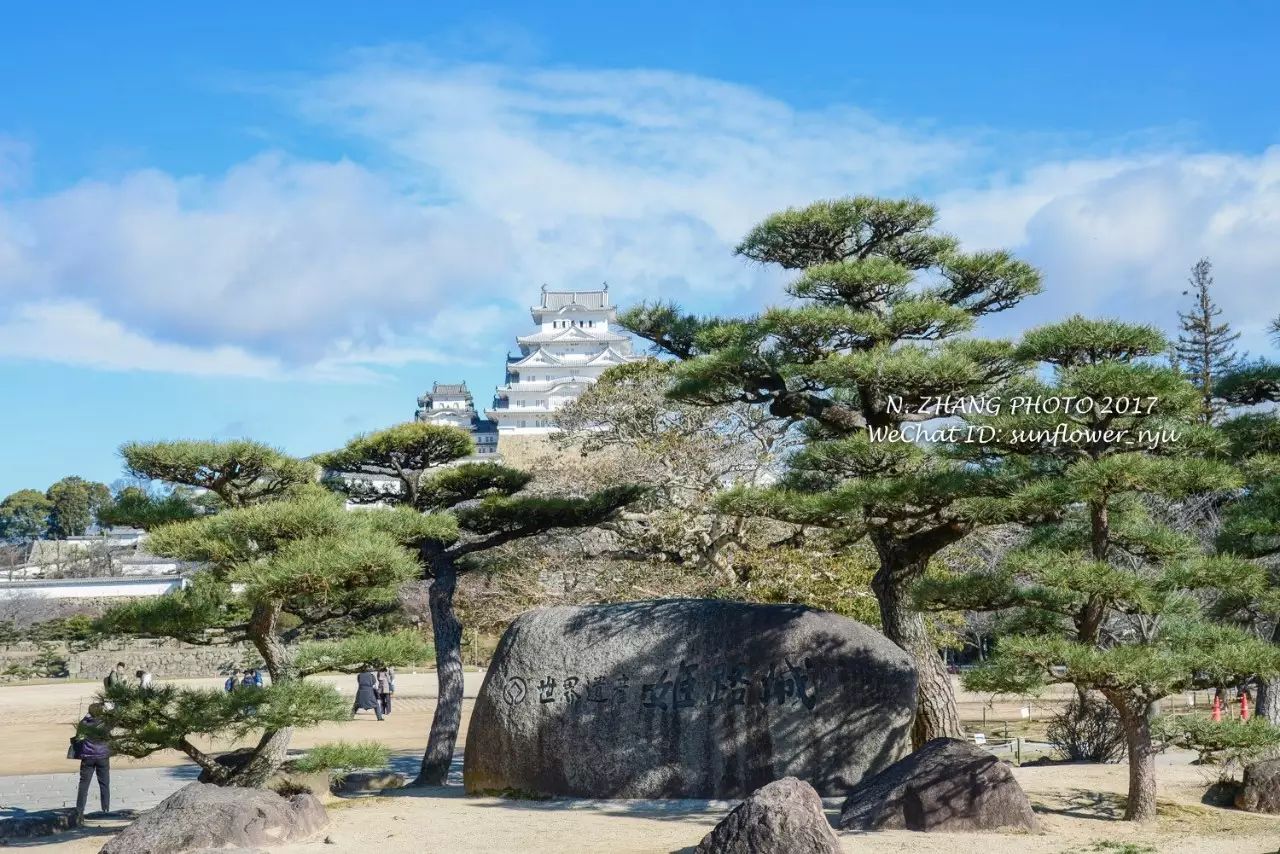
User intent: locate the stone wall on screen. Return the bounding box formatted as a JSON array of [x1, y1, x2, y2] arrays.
[[1, 637, 255, 681], [495, 433, 563, 469]]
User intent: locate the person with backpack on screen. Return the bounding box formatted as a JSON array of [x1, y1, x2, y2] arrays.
[[72, 703, 111, 817], [224, 669, 240, 692]]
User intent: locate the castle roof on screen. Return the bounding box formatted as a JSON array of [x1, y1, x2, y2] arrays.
[[537, 286, 609, 310], [516, 326, 628, 346], [430, 382, 470, 397]]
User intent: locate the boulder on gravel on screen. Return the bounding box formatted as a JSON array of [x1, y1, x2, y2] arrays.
[[99, 782, 328, 854], [695, 777, 841, 854], [464, 599, 917, 799], [0, 808, 81, 840], [1236, 757, 1280, 813], [839, 738, 1038, 832], [335, 770, 407, 796]]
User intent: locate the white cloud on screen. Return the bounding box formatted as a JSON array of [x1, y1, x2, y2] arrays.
[[942, 149, 1280, 348], [1, 56, 1278, 379], [0, 301, 285, 378]]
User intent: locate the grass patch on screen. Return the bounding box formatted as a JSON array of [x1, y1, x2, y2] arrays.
[[1076, 843, 1157, 854], [291, 741, 390, 782]]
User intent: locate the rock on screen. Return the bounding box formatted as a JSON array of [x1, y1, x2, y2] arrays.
[[0, 808, 81, 840], [1236, 757, 1280, 813], [1202, 779, 1243, 807], [271, 768, 337, 804], [695, 777, 841, 854], [464, 598, 916, 798], [198, 750, 335, 803], [335, 770, 408, 796], [99, 782, 328, 854], [839, 738, 1039, 832]]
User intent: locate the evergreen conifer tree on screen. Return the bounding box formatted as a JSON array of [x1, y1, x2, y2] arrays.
[[620, 196, 1042, 743], [1213, 329, 1280, 722], [1174, 258, 1240, 422], [918, 316, 1280, 821], [95, 440, 434, 786], [318, 422, 641, 785]]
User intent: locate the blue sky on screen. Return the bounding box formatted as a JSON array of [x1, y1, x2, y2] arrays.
[[1, 2, 1278, 495]]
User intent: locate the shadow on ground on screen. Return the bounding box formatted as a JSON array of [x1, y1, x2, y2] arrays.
[[0, 814, 129, 848], [1032, 788, 1124, 821]]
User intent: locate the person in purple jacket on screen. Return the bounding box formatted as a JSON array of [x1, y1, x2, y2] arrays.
[[73, 703, 111, 817]]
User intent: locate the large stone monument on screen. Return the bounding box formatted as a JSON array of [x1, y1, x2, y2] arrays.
[[464, 599, 917, 798]]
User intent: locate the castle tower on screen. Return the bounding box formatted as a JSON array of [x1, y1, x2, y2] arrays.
[[485, 286, 643, 434], [415, 381, 499, 457]]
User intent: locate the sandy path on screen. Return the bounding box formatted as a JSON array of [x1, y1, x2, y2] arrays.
[[34, 758, 1280, 854], [0, 672, 480, 778], [0, 675, 1076, 777], [12, 677, 1271, 853]]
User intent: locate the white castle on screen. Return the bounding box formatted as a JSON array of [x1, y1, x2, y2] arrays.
[[485, 286, 644, 434], [414, 382, 499, 456]]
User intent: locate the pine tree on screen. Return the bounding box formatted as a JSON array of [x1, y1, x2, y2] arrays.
[[1214, 338, 1280, 723], [1174, 258, 1240, 422], [918, 316, 1280, 821], [95, 439, 432, 786], [1214, 315, 1280, 407], [621, 196, 1042, 744], [318, 422, 641, 785]]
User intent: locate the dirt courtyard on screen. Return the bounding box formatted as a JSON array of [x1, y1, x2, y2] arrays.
[[0, 671, 480, 778], [5, 675, 1277, 853], [27, 757, 1280, 854], [0, 672, 1075, 778]]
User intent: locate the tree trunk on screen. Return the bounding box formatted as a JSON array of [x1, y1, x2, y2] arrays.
[[226, 728, 295, 788], [1114, 699, 1158, 822], [416, 552, 465, 786], [1258, 678, 1280, 726], [871, 550, 963, 747], [1258, 625, 1280, 726], [223, 598, 294, 788], [248, 599, 294, 682]]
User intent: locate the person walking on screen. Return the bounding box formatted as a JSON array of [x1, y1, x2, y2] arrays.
[[73, 703, 111, 817], [104, 662, 127, 690], [224, 669, 240, 692], [352, 669, 383, 720], [376, 666, 394, 716]]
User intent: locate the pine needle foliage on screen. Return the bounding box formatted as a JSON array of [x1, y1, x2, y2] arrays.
[[319, 422, 643, 785], [917, 315, 1280, 822], [620, 195, 1043, 744], [95, 440, 422, 787]]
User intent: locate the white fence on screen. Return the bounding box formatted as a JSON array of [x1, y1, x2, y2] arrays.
[[0, 575, 190, 600]]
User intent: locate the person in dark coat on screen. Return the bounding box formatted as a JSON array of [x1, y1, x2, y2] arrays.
[[352, 669, 383, 720], [74, 703, 111, 817]]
